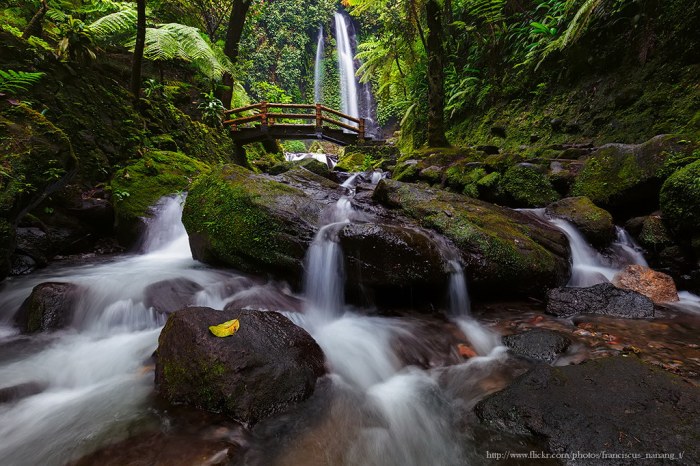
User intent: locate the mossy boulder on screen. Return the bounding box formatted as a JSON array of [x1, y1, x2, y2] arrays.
[[501, 164, 559, 207], [0, 218, 15, 280], [13, 282, 84, 333], [373, 179, 570, 297], [545, 196, 615, 247], [155, 307, 325, 424], [660, 159, 700, 236], [110, 150, 209, 245], [336, 144, 399, 172], [571, 135, 698, 215], [638, 214, 674, 250], [182, 165, 326, 284]]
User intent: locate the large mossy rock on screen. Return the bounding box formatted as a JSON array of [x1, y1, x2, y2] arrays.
[[476, 357, 700, 460], [373, 179, 570, 297], [660, 159, 700, 236], [110, 150, 209, 245], [182, 165, 325, 283], [13, 282, 83, 333], [155, 307, 325, 424], [571, 135, 697, 215], [336, 144, 399, 172], [337, 223, 451, 307], [500, 164, 559, 207], [545, 196, 615, 247], [0, 105, 77, 280]]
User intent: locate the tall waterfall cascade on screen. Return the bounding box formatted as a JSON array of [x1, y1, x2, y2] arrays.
[[333, 12, 359, 121], [313, 26, 324, 103]]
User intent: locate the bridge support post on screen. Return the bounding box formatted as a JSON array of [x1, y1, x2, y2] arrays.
[[260, 101, 268, 127], [359, 118, 366, 143]]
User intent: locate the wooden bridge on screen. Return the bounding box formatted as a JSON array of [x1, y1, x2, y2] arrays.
[[224, 102, 369, 146]]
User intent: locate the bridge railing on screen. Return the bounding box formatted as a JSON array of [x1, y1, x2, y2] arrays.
[[223, 102, 365, 141]]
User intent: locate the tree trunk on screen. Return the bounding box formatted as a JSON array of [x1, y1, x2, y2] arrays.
[[22, 0, 48, 40], [130, 0, 147, 106], [425, 0, 450, 147], [219, 0, 252, 108]]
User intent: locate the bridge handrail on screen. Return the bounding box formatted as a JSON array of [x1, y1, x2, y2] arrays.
[[224, 102, 364, 140]]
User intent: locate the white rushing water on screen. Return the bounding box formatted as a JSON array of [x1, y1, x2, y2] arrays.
[[313, 26, 324, 103], [284, 151, 336, 168], [334, 12, 359, 122], [0, 195, 251, 465]]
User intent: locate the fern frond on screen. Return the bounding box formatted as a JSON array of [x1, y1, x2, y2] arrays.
[[0, 70, 45, 94], [88, 8, 137, 39], [560, 0, 603, 49], [464, 0, 506, 24]]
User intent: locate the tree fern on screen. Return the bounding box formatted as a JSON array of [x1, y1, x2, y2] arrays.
[[88, 7, 137, 39], [460, 0, 506, 24], [0, 70, 45, 94]]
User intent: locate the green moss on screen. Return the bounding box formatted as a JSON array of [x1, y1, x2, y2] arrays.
[[111, 150, 209, 225], [182, 165, 305, 271], [501, 164, 559, 207], [337, 144, 399, 172], [545, 196, 614, 246], [393, 163, 420, 182], [639, 215, 673, 249], [660, 160, 700, 235]]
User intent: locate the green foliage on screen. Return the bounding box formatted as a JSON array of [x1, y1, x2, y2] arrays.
[[281, 140, 306, 153], [0, 70, 45, 95], [501, 164, 559, 207], [250, 82, 293, 103], [197, 91, 225, 127], [660, 160, 700, 235]]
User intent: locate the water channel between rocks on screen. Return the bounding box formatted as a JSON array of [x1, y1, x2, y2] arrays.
[[0, 173, 699, 465]]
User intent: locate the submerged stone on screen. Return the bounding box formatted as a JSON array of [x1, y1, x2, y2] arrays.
[[502, 329, 571, 363], [14, 282, 83, 333]]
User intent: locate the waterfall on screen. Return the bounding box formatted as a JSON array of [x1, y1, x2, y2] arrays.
[[334, 12, 359, 121], [313, 26, 324, 103]]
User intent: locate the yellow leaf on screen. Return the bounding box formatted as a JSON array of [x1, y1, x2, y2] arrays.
[[208, 319, 240, 337]]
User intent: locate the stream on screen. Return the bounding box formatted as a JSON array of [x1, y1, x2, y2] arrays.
[[0, 179, 699, 465]]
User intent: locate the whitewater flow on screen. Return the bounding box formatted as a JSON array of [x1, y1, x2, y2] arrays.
[[334, 12, 359, 122], [313, 26, 324, 103], [0, 196, 251, 465]]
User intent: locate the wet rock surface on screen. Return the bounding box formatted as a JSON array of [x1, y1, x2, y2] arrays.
[[155, 307, 325, 424], [338, 223, 450, 308], [502, 329, 571, 363], [545, 196, 615, 247], [13, 282, 84, 333], [144, 278, 203, 315], [613, 264, 679, 303], [373, 179, 571, 297], [476, 357, 700, 461], [546, 283, 654, 319]]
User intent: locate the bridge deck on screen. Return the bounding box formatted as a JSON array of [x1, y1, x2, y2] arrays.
[[224, 103, 370, 146]]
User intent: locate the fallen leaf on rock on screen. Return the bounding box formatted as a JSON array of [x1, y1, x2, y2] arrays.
[[457, 343, 477, 358], [209, 319, 240, 337]]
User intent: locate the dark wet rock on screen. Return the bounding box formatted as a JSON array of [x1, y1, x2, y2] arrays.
[[476, 145, 500, 154], [545, 196, 615, 247], [13, 227, 50, 268], [14, 282, 83, 333], [144, 278, 204, 315], [546, 283, 654, 318], [10, 254, 37, 276], [476, 357, 700, 461], [571, 135, 697, 216], [502, 329, 571, 363], [223, 284, 304, 313], [182, 165, 328, 286], [392, 318, 465, 368], [0, 382, 46, 404], [612, 265, 679, 303], [338, 223, 450, 308], [549, 118, 564, 132], [155, 307, 325, 424], [373, 179, 570, 298]]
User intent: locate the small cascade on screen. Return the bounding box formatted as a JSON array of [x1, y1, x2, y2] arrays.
[[285, 152, 336, 168], [611, 226, 648, 267], [446, 259, 502, 356], [313, 26, 324, 103], [334, 12, 359, 122]]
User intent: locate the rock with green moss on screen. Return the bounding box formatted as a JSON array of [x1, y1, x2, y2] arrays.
[[373, 179, 570, 297], [182, 165, 326, 283], [660, 159, 700, 236], [0, 105, 77, 280], [501, 164, 559, 207], [337, 144, 399, 172], [13, 282, 84, 333], [419, 166, 444, 185], [393, 161, 420, 182], [155, 307, 325, 424], [571, 136, 697, 214], [110, 150, 209, 245], [638, 214, 674, 250], [545, 197, 615, 247]]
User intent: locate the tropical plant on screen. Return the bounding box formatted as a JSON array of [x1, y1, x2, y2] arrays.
[[198, 90, 225, 127], [0, 70, 45, 95]]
